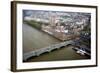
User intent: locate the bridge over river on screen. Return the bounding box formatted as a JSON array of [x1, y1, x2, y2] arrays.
[[23, 40, 73, 61]]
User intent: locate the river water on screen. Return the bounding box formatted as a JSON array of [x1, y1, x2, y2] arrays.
[[23, 24, 89, 62]]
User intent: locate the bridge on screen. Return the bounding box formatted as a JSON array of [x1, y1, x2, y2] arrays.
[[23, 40, 73, 61]]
